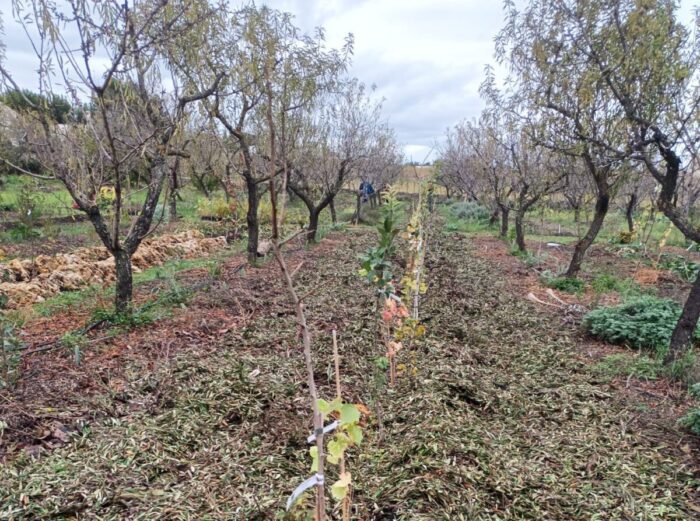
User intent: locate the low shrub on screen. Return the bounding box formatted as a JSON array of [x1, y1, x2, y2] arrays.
[[91, 307, 155, 328], [8, 222, 40, 241], [591, 273, 621, 293], [590, 273, 644, 296], [450, 201, 489, 222], [617, 230, 637, 244], [583, 296, 697, 351], [679, 408, 700, 435]]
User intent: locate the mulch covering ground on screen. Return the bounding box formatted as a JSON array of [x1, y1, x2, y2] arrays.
[[1, 223, 699, 519]]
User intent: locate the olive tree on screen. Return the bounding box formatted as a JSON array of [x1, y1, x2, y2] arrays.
[[0, 0, 220, 313]]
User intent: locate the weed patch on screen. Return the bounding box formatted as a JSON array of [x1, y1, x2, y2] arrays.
[[542, 274, 585, 294], [593, 353, 663, 381]]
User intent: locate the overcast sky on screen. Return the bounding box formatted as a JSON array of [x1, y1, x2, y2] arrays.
[[2, 1, 698, 162], [264, 0, 504, 162]]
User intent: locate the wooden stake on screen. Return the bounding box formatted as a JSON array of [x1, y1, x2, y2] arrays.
[[332, 330, 350, 521]]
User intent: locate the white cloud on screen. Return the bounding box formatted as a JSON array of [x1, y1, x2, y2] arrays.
[[261, 0, 504, 160], [4, 0, 698, 161]]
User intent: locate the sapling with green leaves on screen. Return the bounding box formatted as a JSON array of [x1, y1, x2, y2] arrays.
[[359, 186, 402, 299]]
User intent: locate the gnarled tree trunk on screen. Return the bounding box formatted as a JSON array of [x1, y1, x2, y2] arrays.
[[308, 209, 321, 242], [352, 192, 362, 224], [114, 248, 133, 314], [489, 206, 500, 226], [499, 205, 510, 238], [329, 197, 337, 225], [667, 273, 700, 363], [566, 189, 609, 277]]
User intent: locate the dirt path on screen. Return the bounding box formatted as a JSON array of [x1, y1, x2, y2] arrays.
[[1, 224, 698, 519]]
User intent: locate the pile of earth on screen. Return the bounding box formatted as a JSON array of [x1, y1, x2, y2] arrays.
[[0, 230, 227, 309]]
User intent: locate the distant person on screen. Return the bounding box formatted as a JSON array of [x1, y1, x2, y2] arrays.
[[359, 180, 375, 203]]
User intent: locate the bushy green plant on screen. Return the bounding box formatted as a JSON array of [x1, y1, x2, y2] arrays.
[[16, 185, 44, 227], [197, 197, 235, 220], [584, 296, 698, 351], [591, 273, 621, 293], [8, 222, 39, 240], [450, 201, 489, 222]]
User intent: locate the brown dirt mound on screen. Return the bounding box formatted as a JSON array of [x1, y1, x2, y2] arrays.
[[634, 267, 661, 285], [0, 231, 227, 308]]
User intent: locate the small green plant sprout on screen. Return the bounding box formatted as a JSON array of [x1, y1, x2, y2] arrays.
[[61, 331, 87, 365], [287, 331, 363, 517]]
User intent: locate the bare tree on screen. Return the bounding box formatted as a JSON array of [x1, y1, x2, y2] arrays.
[[554, 0, 700, 360], [175, 4, 349, 263], [436, 125, 481, 201], [500, 124, 567, 253], [0, 0, 221, 313], [350, 131, 403, 225], [495, 4, 630, 277], [289, 80, 399, 240]]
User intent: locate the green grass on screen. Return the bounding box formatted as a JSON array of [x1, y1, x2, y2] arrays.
[[542, 274, 585, 294], [593, 353, 663, 381], [435, 200, 694, 253], [34, 286, 102, 317], [34, 249, 238, 318], [590, 273, 647, 297], [438, 203, 496, 235]]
